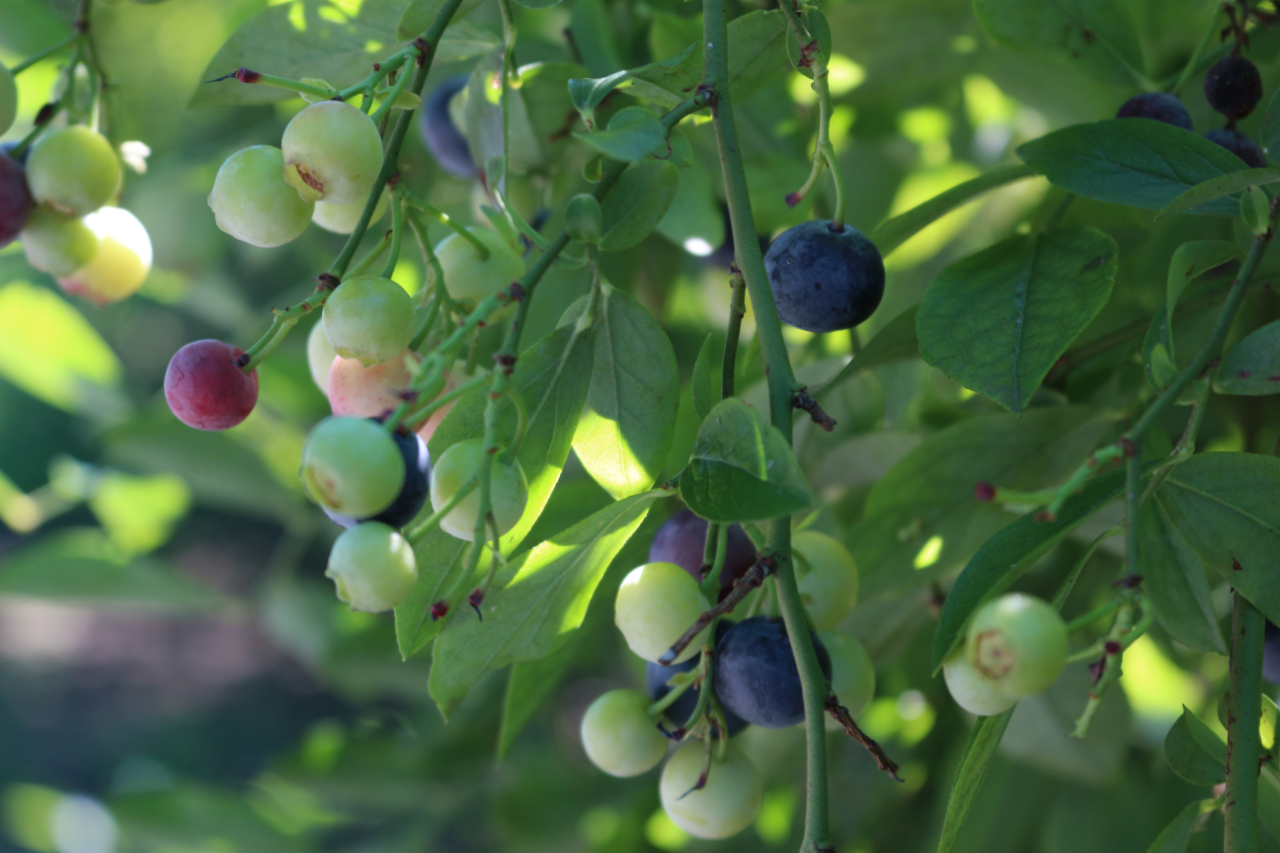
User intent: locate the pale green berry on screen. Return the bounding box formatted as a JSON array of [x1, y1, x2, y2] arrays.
[[793, 530, 859, 630], [209, 145, 314, 247], [435, 226, 525, 304], [821, 630, 876, 729], [943, 652, 1017, 717], [322, 275, 415, 367], [300, 417, 404, 517], [615, 561, 710, 665], [659, 741, 762, 840], [428, 438, 528, 541], [579, 688, 668, 777], [27, 126, 121, 216], [311, 190, 389, 234], [281, 101, 383, 205], [965, 593, 1068, 697], [326, 522, 418, 612], [307, 321, 338, 394], [21, 205, 99, 277], [55, 207, 151, 305]]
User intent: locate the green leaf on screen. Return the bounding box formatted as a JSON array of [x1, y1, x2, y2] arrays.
[[1017, 120, 1252, 216], [1138, 499, 1227, 654], [195, 0, 497, 107], [568, 0, 623, 78], [656, 160, 725, 251], [568, 43, 699, 128], [972, 0, 1144, 85], [724, 9, 789, 101], [930, 464, 1129, 670], [917, 227, 1118, 413], [691, 334, 720, 423], [599, 161, 680, 251], [844, 305, 921, 376], [1164, 706, 1226, 786], [678, 398, 813, 523], [1215, 319, 1280, 395], [572, 106, 667, 163], [1158, 168, 1280, 218], [1262, 88, 1280, 166], [1144, 798, 1218, 853], [397, 0, 485, 40], [936, 708, 1015, 853], [394, 324, 595, 659], [1154, 452, 1280, 625], [0, 528, 226, 609], [0, 281, 125, 417], [498, 640, 578, 759], [568, 284, 680, 499], [428, 492, 660, 719], [868, 163, 1036, 258], [88, 472, 192, 557], [464, 50, 542, 176]]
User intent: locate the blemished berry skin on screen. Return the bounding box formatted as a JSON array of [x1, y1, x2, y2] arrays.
[[1204, 55, 1263, 121], [965, 593, 1068, 697], [0, 150, 33, 249], [616, 561, 713, 665], [25, 126, 120, 217], [579, 688, 668, 778], [324, 427, 429, 529], [943, 652, 1017, 716], [164, 340, 259, 431], [301, 417, 404, 517], [1115, 92, 1193, 130], [647, 508, 756, 590], [713, 616, 832, 728], [646, 620, 747, 735], [659, 741, 762, 840], [1264, 621, 1280, 685], [764, 220, 885, 333], [281, 101, 383, 205], [209, 146, 314, 247], [1205, 128, 1266, 168], [325, 522, 418, 613], [420, 75, 475, 177]]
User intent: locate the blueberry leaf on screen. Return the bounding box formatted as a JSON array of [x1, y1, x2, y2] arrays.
[[973, 0, 1144, 85], [917, 227, 1118, 413], [1164, 706, 1226, 786], [935, 708, 1015, 853], [572, 106, 667, 163], [397, 0, 486, 39], [599, 161, 680, 251], [691, 334, 720, 424], [1157, 168, 1280, 219], [1215, 319, 1280, 395], [678, 398, 814, 523], [498, 640, 579, 759], [1144, 798, 1221, 853], [1138, 500, 1227, 655]]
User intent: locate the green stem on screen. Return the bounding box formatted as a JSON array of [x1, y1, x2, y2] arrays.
[[345, 229, 393, 279], [369, 64, 413, 125], [403, 479, 476, 545], [1052, 526, 1122, 610], [722, 271, 746, 399], [1225, 591, 1265, 853], [1171, 4, 1224, 97], [381, 190, 406, 279], [404, 372, 489, 431], [1065, 598, 1122, 634], [11, 31, 81, 75], [403, 193, 490, 259], [497, 0, 516, 190]]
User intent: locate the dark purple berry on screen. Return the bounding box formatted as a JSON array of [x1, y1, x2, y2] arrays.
[[646, 620, 747, 735], [1115, 92, 1193, 130], [712, 616, 831, 729], [648, 508, 757, 595], [764, 220, 885, 333], [1205, 128, 1266, 168], [164, 340, 259, 431], [1204, 55, 1263, 121], [324, 425, 430, 529], [419, 75, 475, 178], [1264, 621, 1280, 685], [0, 150, 33, 249]]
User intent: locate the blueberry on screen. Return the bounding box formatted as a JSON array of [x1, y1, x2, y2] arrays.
[[712, 616, 831, 728], [1204, 55, 1263, 121], [1205, 128, 1266, 168], [646, 620, 748, 735], [648, 508, 757, 595], [419, 75, 475, 178], [324, 426, 430, 529], [1265, 621, 1280, 685], [763, 220, 885, 333], [1114, 92, 1193, 130]]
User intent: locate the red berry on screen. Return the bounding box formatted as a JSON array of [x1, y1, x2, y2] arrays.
[[0, 150, 33, 248], [164, 340, 259, 431]]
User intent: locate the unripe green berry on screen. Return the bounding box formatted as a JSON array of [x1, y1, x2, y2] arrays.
[[565, 193, 602, 244], [943, 652, 1017, 716], [614, 561, 711, 664], [434, 226, 525, 304], [55, 206, 152, 305], [27, 126, 121, 217], [0, 64, 16, 137], [323, 275, 416, 367], [793, 530, 859, 630], [579, 688, 667, 777], [307, 321, 338, 394], [428, 438, 528, 541], [326, 522, 418, 612], [21, 205, 99, 277], [312, 190, 389, 235], [300, 416, 404, 517], [209, 145, 314, 247], [821, 630, 876, 726], [965, 593, 1068, 697], [659, 741, 762, 840], [281, 101, 383, 205]]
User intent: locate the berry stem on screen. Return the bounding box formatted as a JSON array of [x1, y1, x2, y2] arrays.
[[402, 190, 491, 259], [369, 62, 415, 125], [403, 372, 490, 432], [402, 479, 477, 546], [496, 0, 517, 193], [722, 269, 746, 399], [10, 31, 81, 76], [1224, 591, 1266, 853], [380, 189, 406, 279]]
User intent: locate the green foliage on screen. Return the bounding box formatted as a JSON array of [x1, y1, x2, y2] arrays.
[[972, 0, 1143, 85], [1164, 706, 1227, 786]]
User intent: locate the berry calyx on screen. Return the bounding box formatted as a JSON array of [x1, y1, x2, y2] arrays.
[[325, 522, 418, 612], [208, 145, 314, 248], [164, 340, 259, 431], [322, 275, 416, 367], [434, 226, 526, 304], [659, 741, 762, 840], [428, 438, 528, 541], [792, 530, 859, 630], [0, 149, 34, 248], [615, 561, 712, 664], [1204, 55, 1263, 121], [942, 652, 1017, 717], [300, 416, 404, 517], [964, 593, 1068, 697], [26, 126, 120, 217], [712, 616, 831, 728], [1114, 92, 1193, 130], [764, 220, 885, 333], [55, 206, 152, 305], [579, 688, 668, 778], [281, 101, 384, 205]]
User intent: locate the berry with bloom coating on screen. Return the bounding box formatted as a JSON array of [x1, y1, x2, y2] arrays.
[[323, 275, 415, 367], [26, 126, 120, 217], [764, 220, 885, 333], [1114, 92, 1192, 129], [209, 146, 314, 247], [713, 616, 831, 728], [1204, 55, 1263, 121], [965, 593, 1068, 697], [281, 101, 383, 205], [55, 207, 152, 305], [311, 191, 389, 235], [420, 75, 475, 177], [659, 741, 762, 840], [579, 688, 668, 777], [300, 417, 404, 517], [943, 652, 1017, 716], [647, 508, 756, 591], [793, 530, 859, 630], [435, 227, 525, 304], [1205, 129, 1266, 168], [615, 561, 712, 665], [164, 340, 259, 431], [428, 438, 528, 541], [21, 206, 98, 276], [325, 522, 417, 612], [0, 149, 33, 248]]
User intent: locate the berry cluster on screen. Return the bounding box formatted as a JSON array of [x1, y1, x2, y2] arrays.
[[577, 511, 872, 840]]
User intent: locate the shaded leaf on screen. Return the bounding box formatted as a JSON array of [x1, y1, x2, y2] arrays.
[[397, 0, 485, 39], [844, 304, 920, 376], [572, 106, 666, 163], [599, 161, 680, 251], [1145, 799, 1218, 853], [1164, 706, 1226, 786], [1158, 168, 1280, 218], [936, 708, 1015, 853], [498, 640, 578, 759], [1215, 319, 1280, 395], [1139, 500, 1226, 654], [691, 334, 720, 423], [972, 0, 1144, 85]]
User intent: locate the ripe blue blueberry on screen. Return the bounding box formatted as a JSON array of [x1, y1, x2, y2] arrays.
[[420, 75, 475, 177], [324, 425, 430, 529], [1114, 92, 1192, 130], [646, 620, 747, 735], [764, 220, 885, 333], [1204, 55, 1263, 121], [648, 508, 756, 595], [712, 616, 831, 728], [1264, 621, 1280, 685], [1205, 129, 1266, 168]]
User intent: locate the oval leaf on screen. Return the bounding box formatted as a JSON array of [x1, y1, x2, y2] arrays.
[[973, 0, 1144, 85], [1164, 706, 1226, 786], [1215, 319, 1280, 395], [599, 160, 680, 251], [572, 106, 666, 163], [1139, 500, 1227, 654], [691, 334, 720, 423], [1158, 168, 1280, 218]]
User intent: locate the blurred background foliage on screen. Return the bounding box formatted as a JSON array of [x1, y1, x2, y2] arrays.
[[0, 0, 1277, 851]]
